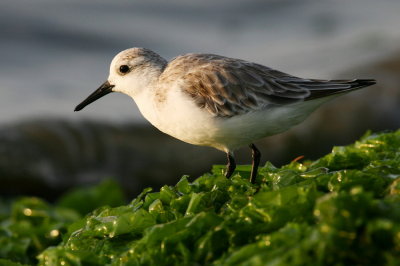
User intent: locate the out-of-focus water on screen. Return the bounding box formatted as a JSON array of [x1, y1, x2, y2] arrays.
[[1, 0, 400, 125]]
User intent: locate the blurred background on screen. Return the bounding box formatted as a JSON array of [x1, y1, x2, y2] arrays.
[[1, 0, 399, 200]]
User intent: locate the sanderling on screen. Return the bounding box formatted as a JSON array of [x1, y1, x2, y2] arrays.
[[75, 48, 375, 183]]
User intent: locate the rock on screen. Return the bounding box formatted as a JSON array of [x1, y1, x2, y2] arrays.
[[0, 120, 222, 199]]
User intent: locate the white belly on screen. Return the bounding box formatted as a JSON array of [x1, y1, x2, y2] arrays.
[[135, 89, 330, 152]]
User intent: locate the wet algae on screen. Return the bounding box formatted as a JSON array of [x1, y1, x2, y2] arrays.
[[1, 130, 400, 265]]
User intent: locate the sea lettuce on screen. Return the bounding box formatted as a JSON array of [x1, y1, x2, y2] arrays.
[[1, 130, 400, 265]]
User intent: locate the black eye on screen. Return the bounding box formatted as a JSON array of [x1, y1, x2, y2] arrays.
[[119, 65, 130, 74]]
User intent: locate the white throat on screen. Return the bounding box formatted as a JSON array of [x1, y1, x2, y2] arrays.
[[130, 85, 160, 127]]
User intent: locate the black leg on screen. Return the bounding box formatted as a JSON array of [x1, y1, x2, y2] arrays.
[[249, 143, 261, 184], [225, 152, 236, 178]]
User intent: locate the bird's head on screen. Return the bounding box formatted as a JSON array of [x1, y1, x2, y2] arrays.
[[75, 47, 167, 112]]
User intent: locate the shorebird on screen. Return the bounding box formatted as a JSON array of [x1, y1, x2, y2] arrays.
[[75, 48, 375, 183]]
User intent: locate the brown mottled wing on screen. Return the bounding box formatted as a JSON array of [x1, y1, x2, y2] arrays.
[[162, 54, 375, 117]]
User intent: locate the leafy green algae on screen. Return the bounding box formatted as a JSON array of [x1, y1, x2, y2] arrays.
[[0, 180, 125, 265], [2, 130, 400, 265]]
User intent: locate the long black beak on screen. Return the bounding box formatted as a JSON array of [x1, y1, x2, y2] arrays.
[[74, 81, 115, 111]]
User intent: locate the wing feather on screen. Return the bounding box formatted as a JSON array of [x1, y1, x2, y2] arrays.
[[159, 54, 375, 117]]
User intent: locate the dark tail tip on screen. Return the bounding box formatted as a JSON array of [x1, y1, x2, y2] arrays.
[[354, 79, 376, 88]]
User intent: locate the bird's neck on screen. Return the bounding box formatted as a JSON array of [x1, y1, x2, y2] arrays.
[[132, 81, 164, 127], [131, 59, 168, 127]]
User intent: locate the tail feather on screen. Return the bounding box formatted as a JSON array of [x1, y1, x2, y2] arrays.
[[306, 79, 376, 101]]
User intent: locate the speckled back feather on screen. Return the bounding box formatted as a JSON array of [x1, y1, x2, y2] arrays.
[[160, 54, 375, 117]]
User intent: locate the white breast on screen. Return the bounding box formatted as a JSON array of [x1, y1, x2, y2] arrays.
[[133, 85, 223, 148]]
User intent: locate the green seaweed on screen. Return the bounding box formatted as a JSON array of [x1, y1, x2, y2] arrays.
[[1, 130, 400, 265]]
